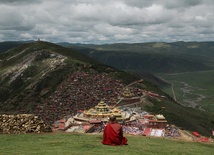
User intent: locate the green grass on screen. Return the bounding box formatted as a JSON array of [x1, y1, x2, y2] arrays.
[[0, 133, 214, 155], [158, 70, 214, 113]]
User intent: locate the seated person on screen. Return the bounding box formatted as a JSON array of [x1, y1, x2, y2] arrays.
[[102, 114, 127, 145]]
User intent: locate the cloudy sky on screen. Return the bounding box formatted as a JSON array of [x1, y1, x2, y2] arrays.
[[0, 0, 214, 43]]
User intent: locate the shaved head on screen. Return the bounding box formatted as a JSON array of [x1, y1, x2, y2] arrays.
[[109, 114, 116, 122]]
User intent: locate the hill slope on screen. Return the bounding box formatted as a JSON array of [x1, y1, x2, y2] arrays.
[[0, 41, 139, 121], [0, 41, 213, 137]]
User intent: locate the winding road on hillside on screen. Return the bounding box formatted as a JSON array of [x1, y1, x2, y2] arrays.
[[171, 84, 177, 101], [157, 75, 206, 110], [155, 76, 177, 101], [167, 81, 206, 110]]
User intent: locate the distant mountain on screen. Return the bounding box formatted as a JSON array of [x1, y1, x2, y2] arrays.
[[67, 42, 214, 74], [4, 41, 214, 74], [0, 41, 34, 53], [0, 41, 213, 136]]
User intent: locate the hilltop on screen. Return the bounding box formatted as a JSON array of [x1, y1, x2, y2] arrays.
[[0, 41, 214, 137]]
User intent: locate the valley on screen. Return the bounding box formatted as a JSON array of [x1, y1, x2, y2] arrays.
[[158, 70, 214, 113], [67, 42, 214, 114]]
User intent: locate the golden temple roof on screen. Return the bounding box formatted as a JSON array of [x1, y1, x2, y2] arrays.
[[83, 100, 122, 118], [122, 88, 133, 98]]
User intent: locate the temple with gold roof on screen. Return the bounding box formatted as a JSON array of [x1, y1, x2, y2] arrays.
[[121, 88, 134, 98], [83, 100, 122, 119], [73, 100, 125, 123]]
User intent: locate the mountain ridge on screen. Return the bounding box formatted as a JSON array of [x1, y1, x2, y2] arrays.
[[66, 41, 214, 74]]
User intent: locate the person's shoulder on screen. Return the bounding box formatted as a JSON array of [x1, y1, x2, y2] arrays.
[[112, 122, 121, 127]]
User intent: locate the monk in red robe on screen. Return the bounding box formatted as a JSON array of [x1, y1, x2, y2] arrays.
[[102, 114, 127, 145]]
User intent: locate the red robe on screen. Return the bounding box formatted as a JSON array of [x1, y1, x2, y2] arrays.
[[102, 122, 127, 145]]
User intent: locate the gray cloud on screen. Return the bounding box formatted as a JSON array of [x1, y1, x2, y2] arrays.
[[0, 0, 214, 43], [0, 0, 42, 5], [124, 0, 202, 9]]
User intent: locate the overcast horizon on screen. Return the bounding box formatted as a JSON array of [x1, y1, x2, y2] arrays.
[[1, 0, 214, 44]]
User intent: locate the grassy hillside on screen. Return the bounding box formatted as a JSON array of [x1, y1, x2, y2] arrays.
[[1, 41, 214, 137], [0, 41, 107, 113], [0, 133, 213, 155], [0, 41, 139, 116]]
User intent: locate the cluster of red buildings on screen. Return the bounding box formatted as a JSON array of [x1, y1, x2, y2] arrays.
[[33, 70, 143, 125]]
